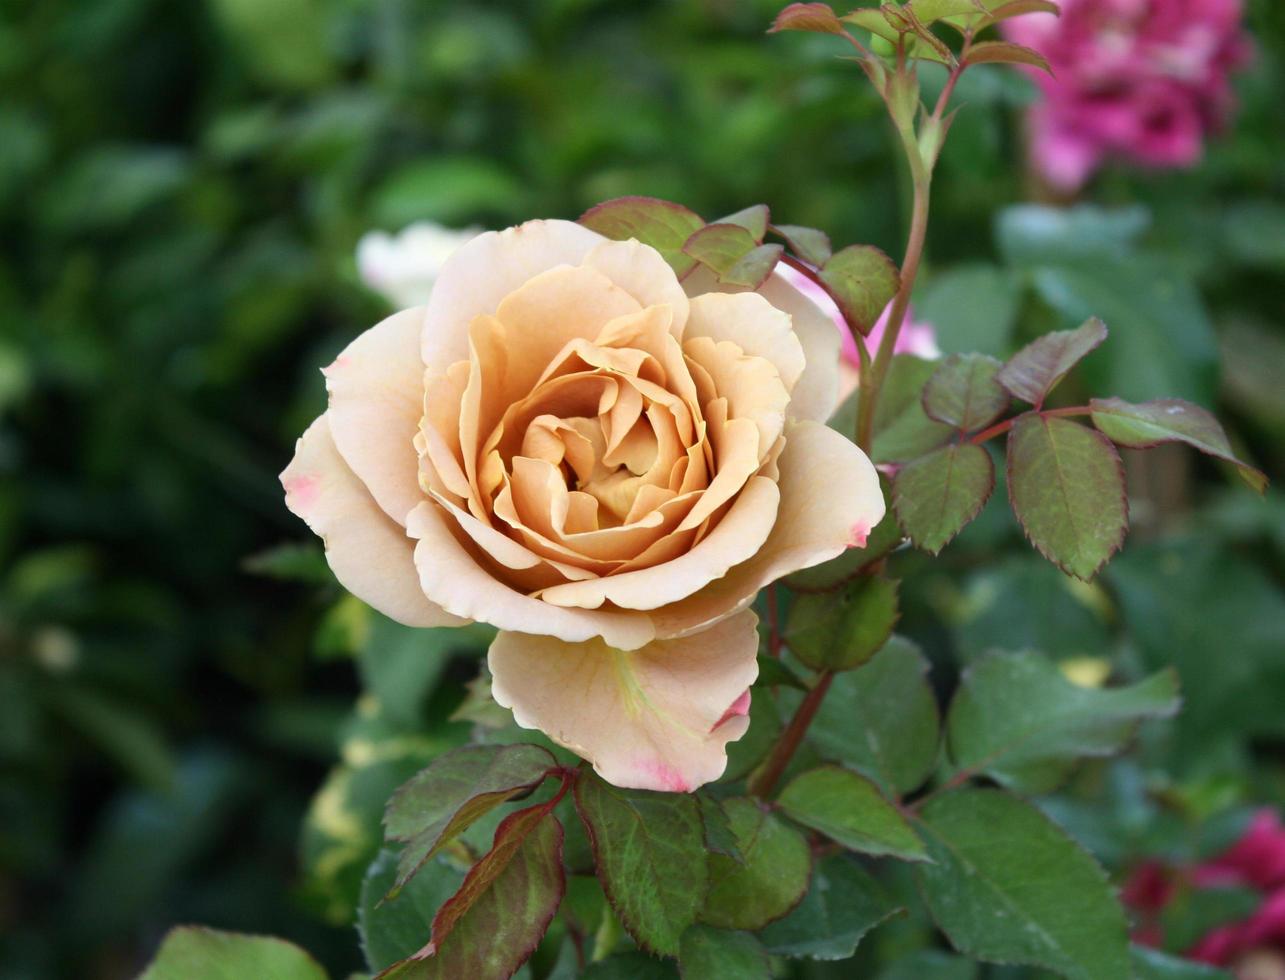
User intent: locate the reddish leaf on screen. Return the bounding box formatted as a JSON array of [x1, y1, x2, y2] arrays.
[[579, 196, 705, 277], [719, 204, 770, 242], [819, 245, 901, 335], [770, 2, 844, 34], [893, 443, 995, 555], [964, 40, 1052, 73], [379, 803, 565, 980], [979, 0, 1061, 27], [996, 317, 1107, 407], [384, 744, 557, 894], [922, 353, 1010, 431], [1090, 397, 1267, 493], [1007, 414, 1127, 581], [684, 224, 783, 288], [772, 223, 833, 267]]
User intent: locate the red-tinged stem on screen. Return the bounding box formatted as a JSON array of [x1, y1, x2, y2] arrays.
[[766, 583, 783, 659], [969, 406, 1093, 446], [749, 671, 834, 799]]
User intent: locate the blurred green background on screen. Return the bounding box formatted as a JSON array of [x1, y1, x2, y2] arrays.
[[1, 1, 1282, 978]]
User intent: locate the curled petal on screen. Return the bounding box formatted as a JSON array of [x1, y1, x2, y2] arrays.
[[489, 609, 760, 792], [281, 416, 464, 628], [325, 307, 429, 525]]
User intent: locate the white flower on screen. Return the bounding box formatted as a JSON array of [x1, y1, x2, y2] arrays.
[[356, 222, 483, 308]]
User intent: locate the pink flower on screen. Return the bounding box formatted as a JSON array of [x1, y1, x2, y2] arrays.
[[777, 265, 939, 403], [1125, 809, 1285, 977], [1004, 0, 1252, 190]]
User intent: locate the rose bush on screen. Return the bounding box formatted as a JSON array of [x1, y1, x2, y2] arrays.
[[282, 218, 884, 792]]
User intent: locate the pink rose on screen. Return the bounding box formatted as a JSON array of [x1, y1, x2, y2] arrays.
[[1126, 809, 1285, 977], [282, 220, 885, 792], [1004, 0, 1252, 190]]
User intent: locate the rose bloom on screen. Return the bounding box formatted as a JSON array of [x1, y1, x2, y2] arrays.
[[1125, 809, 1285, 978], [778, 265, 939, 402], [357, 222, 482, 308], [283, 220, 885, 791], [1004, 0, 1251, 191]]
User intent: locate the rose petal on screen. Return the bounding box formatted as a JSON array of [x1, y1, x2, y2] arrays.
[[488, 608, 760, 791], [421, 219, 607, 369], [684, 291, 805, 396], [651, 419, 885, 638], [325, 307, 428, 525], [405, 501, 655, 650], [582, 238, 692, 338], [282, 416, 464, 628]]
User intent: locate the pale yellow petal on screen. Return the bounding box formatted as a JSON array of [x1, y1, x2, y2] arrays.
[[488, 609, 759, 791], [282, 416, 464, 628], [684, 291, 805, 394], [581, 238, 691, 338], [324, 307, 427, 525]]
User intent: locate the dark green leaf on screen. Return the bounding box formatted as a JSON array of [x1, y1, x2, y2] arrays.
[[785, 475, 900, 590], [359, 850, 464, 972], [696, 792, 743, 863], [946, 652, 1180, 793], [819, 245, 901, 334], [893, 443, 995, 555], [770, 2, 845, 34], [964, 40, 1051, 72], [1007, 414, 1127, 580], [385, 744, 557, 894], [754, 654, 808, 691], [702, 798, 811, 931], [875, 950, 979, 980], [996, 318, 1107, 407], [786, 575, 900, 671], [579, 196, 705, 278], [1090, 397, 1266, 493], [759, 855, 903, 959], [778, 765, 927, 860], [574, 771, 707, 956], [683, 223, 782, 288], [138, 927, 327, 980], [1130, 945, 1233, 979], [678, 926, 769, 980], [923, 354, 1009, 431], [915, 789, 1130, 980], [722, 688, 782, 783], [582, 954, 679, 980], [872, 355, 956, 464], [773, 224, 832, 267], [807, 637, 940, 797], [380, 803, 564, 979]]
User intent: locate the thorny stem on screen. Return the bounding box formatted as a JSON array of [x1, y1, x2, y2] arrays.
[[748, 671, 834, 798]]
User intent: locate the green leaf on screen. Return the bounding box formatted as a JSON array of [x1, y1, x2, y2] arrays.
[[946, 652, 1180, 793], [786, 575, 900, 671], [359, 618, 490, 730], [722, 690, 782, 783], [785, 475, 900, 590], [917, 264, 1020, 356], [359, 850, 464, 973], [923, 354, 1009, 431], [770, 2, 845, 34], [384, 744, 557, 894], [773, 224, 832, 267], [717, 204, 769, 241], [682, 223, 783, 288], [875, 950, 979, 980], [778, 765, 927, 861], [759, 855, 904, 960], [242, 542, 333, 584], [908, 0, 989, 24], [677, 926, 769, 980], [702, 798, 811, 931], [841, 9, 902, 44], [579, 196, 705, 278], [1089, 397, 1266, 493], [996, 318, 1107, 407], [1130, 944, 1233, 979], [979, 0, 1062, 28], [381, 803, 565, 979], [997, 204, 1150, 267], [819, 245, 901, 334], [807, 637, 941, 797], [872, 355, 956, 464], [915, 789, 1130, 980], [893, 443, 995, 555], [574, 771, 707, 956], [582, 954, 679, 980], [1007, 414, 1127, 580], [754, 654, 808, 691], [696, 792, 743, 863], [964, 40, 1051, 72], [138, 927, 328, 980]]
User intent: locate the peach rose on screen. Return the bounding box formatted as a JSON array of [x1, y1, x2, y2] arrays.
[[282, 219, 885, 791]]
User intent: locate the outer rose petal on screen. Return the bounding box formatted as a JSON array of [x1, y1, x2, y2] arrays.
[[325, 307, 427, 525], [650, 419, 885, 639], [281, 416, 464, 628], [421, 219, 607, 368], [405, 501, 655, 650], [489, 609, 760, 792]]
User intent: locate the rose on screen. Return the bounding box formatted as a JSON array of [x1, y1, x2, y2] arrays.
[[1004, 0, 1251, 191], [1126, 809, 1285, 978], [282, 219, 885, 791], [356, 222, 483, 308]]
